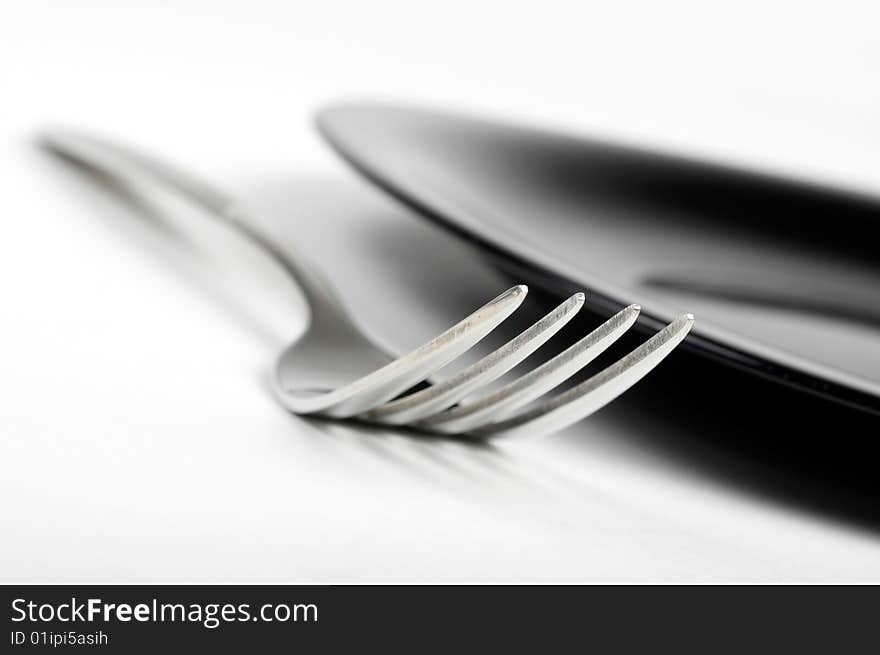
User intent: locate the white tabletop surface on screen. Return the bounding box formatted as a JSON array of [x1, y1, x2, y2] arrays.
[[3, 0, 880, 583]]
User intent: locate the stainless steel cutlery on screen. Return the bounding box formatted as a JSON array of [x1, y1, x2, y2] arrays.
[[44, 129, 693, 439]]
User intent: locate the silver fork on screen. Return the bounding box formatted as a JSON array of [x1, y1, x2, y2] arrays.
[[43, 129, 694, 440]]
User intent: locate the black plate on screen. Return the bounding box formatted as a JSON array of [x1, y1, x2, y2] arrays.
[[317, 102, 880, 414]]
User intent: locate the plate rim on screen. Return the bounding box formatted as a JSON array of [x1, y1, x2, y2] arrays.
[[316, 102, 880, 415]]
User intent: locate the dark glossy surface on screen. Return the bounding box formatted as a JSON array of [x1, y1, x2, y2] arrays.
[[317, 103, 880, 414]]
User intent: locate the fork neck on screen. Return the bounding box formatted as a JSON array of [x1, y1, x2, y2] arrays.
[[220, 201, 366, 337]]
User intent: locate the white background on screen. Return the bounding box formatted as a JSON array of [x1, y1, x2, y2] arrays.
[[2, 0, 880, 582]]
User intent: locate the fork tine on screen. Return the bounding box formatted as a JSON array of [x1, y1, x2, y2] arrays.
[[422, 304, 641, 434], [363, 292, 586, 425], [470, 314, 694, 440], [294, 285, 528, 418]]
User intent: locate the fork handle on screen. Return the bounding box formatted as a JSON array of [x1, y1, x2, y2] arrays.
[[41, 128, 356, 333]]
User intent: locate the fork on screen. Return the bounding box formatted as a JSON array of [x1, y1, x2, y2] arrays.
[[43, 129, 693, 440]]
